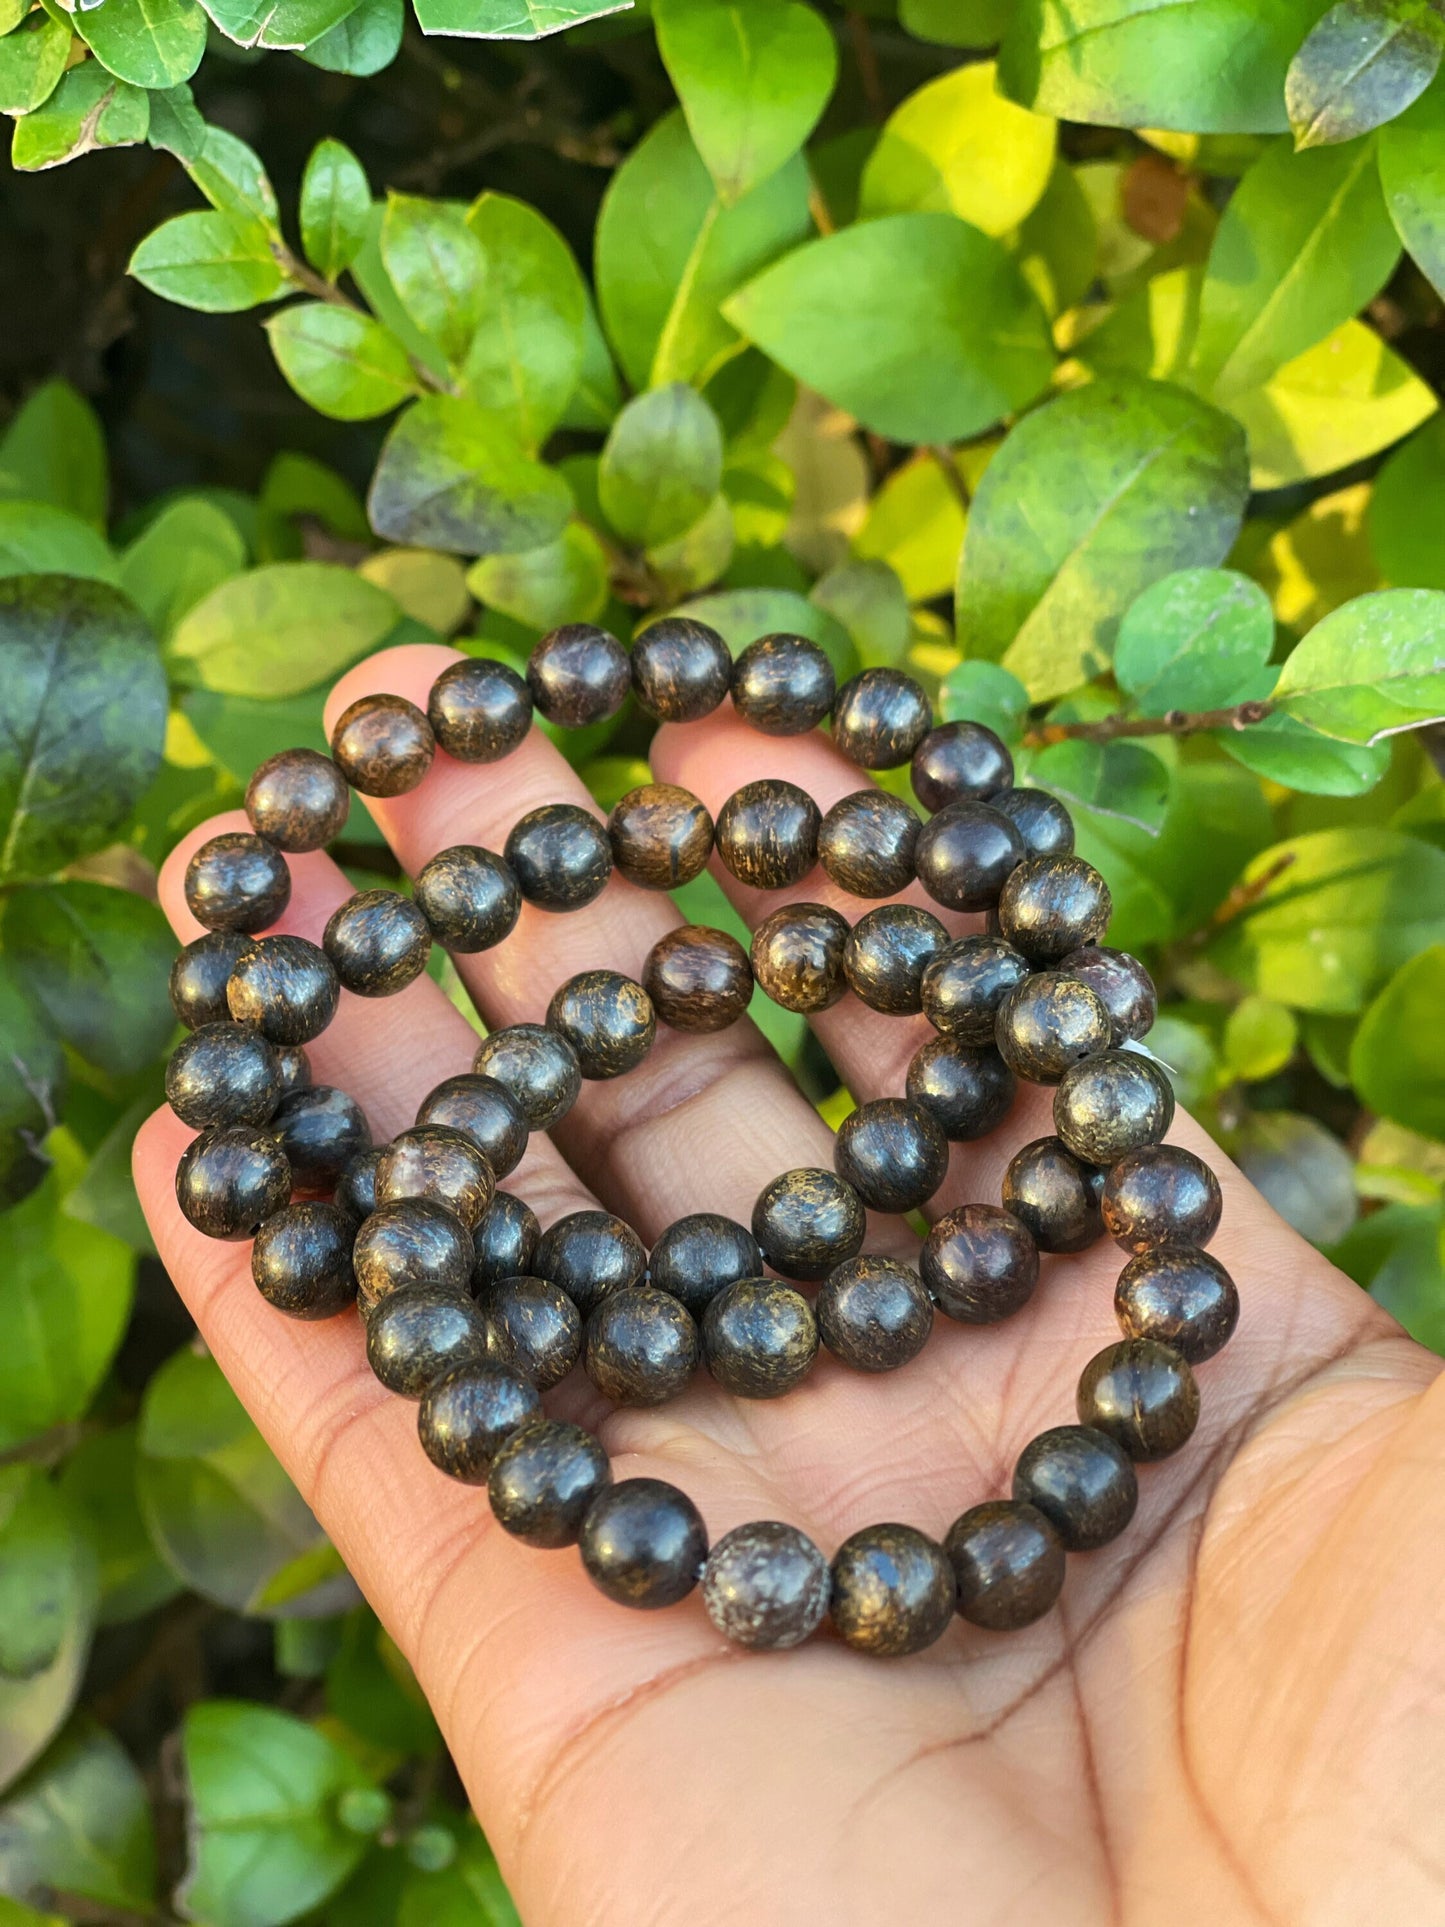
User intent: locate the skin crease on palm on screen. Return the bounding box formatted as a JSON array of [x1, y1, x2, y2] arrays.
[[135, 642, 1445, 1927]]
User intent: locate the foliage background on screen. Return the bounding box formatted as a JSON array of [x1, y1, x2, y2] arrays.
[[4, 0, 1445, 1920]]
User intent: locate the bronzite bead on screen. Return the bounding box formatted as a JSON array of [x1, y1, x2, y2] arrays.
[[579, 1478, 708, 1610], [245, 748, 350, 853], [176, 1124, 291, 1240], [353, 1200, 474, 1315], [910, 721, 1013, 811], [715, 779, 820, 889], [1053, 1049, 1175, 1166], [906, 1035, 1015, 1142], [703, 1278, 818, 1398], [418, 1363, 541, 1483], [1060, 945, 1157, 1045], [505, 804, 612, 912], [1013, 1425, 1138, 1552], [274, 1047, 312, 1101], [414, 846, 521, 953], [488, 1420, 611, 1549], [843, 905, 947, 1016], [270, 1085, 370, 1196], [416, 1074, 528, 1181], [914, 803, 1024, 913], [368, 1285, 489, 1397], [829, 1524, 955, 1657], [702, 1521, 830, 1650], [585, 1287, 699, 1406], [647, 1213, 762, 1319], [534, 1210, 646, 1317], [527, 623, 630, 727], [643, 925, 753, 1033], [998, 855, 1112, 964], [608, 783, 714, 890], [731, 632, 835, 736], [945, 1500, 1064, 1632], [184, 832, 291, 933], [1077, 1339, 1200, 1461], [335, 1146, 382, 1222], [331, 693, 434, 797], [251, 1201, 356, 1319], [751, 903, 848, 1014], [1114, 1245, 1238, 1364], [473, 1024, 582, 1132], [166, 1023, 281, 1130], [922, 1204, 1039, 1324], [630, 616, 731, 722], [831, 669, 931, 770], [834, 1098, 948, 1214], [817, 1256, 932, 1374], [994, 787, 1075, 859], [752, 1168, 865, 1282], [479, 1275, 582, 1389], [546, 970, 656, 1079], [375, 1125, 495, 1229], [816, 790, 919, 898], [324, 890, 432, 997], [427, 657, 532, 763], [921, 936, 1031, 1045], [170, 930, 251, 1029], [471, 1191, 541, 1292], [227, 935, 340, 1046], [1102, 1145, 1222, 1253], [995, 971, 1112, 1085], [1001, 1137, 1104, 1255]]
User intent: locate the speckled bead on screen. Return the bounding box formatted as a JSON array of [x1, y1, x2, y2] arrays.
[[702, 1521, 831, 1650], [417, 1074, 528, 1181], [998, 855, 1112, 964], [269, 1085, 371, 1196], [375, 1125, 495, 1229], [1059, 945, 1157, 1045], [251, 1201, 356, 1319], [170, 930, 251, 1029], [1053, 1050, 1175, 1166], [915, 803, 1025, 913], [1002, 1136, 1105, 1254], [752, 1168, 866, 1282], [546, 970, 656, 1080], [647, 1213, 763, 1319], [585, 1287, 700, 1405], [609, 784, 714, 892], [817, 1255, 932, 1374], [367, 1285, 488, 1397], [994, 787, 1075, 859], [534, 1209, 646, 1318], [473, 1024, 582, 1131], [842, 904, 948, 1015], [335, 1146, 382, 1223], [353, 1199, 474, 1316], [1078, 1339, 1200, 1461], [226, 935, 340, 1047], [175, 1124, 291, 1240], [184, 832, 291, 933], [750, 903, 848, 1013], [1102, 1145, 1222, 1253], [643, 925, 753, 1033], [488, 1420, 611, 1549], [331, 693, 435, 797], [817, 791, 920, 898], [479, 1274, 582, 1389], [945, 1500, 1064, 1632], [504, 804, 612, 912], [922, 1204, 1039, 1324], [580, 1478, 707, 1609], [415, 846, 521, 953], [829, 1524, 955, 1657], [630, 616, 732, 721], [166, 1024, 281, 1130], [323, 890, 431, 997], [730, 633, 835, 736], [1114, 1245, 1238, 1364], [245, 747, 350, 854], [274, 1046, 312, 1101], [995, 970, 1112, 1085], [703, 1278, 818, 1398], [905, 1035, 1016, 1142], [527, 623, 630, 727], [832, 669, 931, 770], [911, 721, 1013, 811], [471, 1191, 541, 1293], [920, 936, 1032, 1045], [1012, 1425, 1138, 1553], [417, 1362, 541, 1483], [427, 657, 532, 763], [834, 1098, 948, 1214], [715, 780, 821, 890]]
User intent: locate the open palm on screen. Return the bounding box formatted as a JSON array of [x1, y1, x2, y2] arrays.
[[136, 643, 1445, 1926]]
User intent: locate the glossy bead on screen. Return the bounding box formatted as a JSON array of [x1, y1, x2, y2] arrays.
[[504, 803, 611, 911], [473, 1024, 582, 1131], [375, 1125, 495, 1229], [353, 1199, 474, 1315], [834, 1098, 948, 1214], [330, 693, 434, 797], [945, 1500, 1064, 1632], [914, 802, 1025, 913], [998, 855, 1111, 963], [585, 1287, 700, 1405], [1059, 945, 1157, 1044], [166, 1023, 281, 1129], [842, 904, 947, 1015], [1053, 1049, 1175, 1166], [1002, 1136, 1104, 1254], [184, 832, 290, 933], [335, 1146, 382, 1222], [580, 1478, 707, 1609], [1013, 1425, 1138, 1552], [1102, 1145, 1223, 1253], [323, 889, 431, 997], [920, 936, 1031, 1045], [479, 1275, 582, 1389], [817, 1255, 932, 1373], [269, 1085, 370, 1196], [418, 1363, 541, 1483], [817, 791, 919, 898], [367, 1284, 488, 1398], [730, 632, 835, 735], [752, 1168, 865, 1282], [251, 1201, 356, 1319], [922, 1204, 1039, 1324], [702, 1521, 830, 1649], [703, 1278, 818, 1398], [715, 779, 820, 890], [829, 1524, 955, 1657], [427, 656, 532, 763], [546, 970, 655, 1079], [995, 970, 1112, 1084], [528, 623, 629, 726], [415, 845, 521, 953], [750, 903, 848, 1013], [534, 1210, 646, 1318], [226, 935, 339, 1046], [648, 1214, 764, 1319], [1078, 1338, 1200, 1461], [994, 786, 1075, 859], [630, 616, 731, 721], [245, 747, 350, 852], [488, 1420, 611, 1548], [471, 1191, 541, 1292], [643, 925, 752, 1033], [911, 721, 1013, 812], [831, 669, 931, 769], [274, 1046, 312, 1101], [1115, 1245, 1239, 1364], [608, 783, 714, 891], [906, 1035, 1016, 1142], [416, 1074, 527, 1181], [170, 930, 250, 1029], [175, 1124, 290, 1240]]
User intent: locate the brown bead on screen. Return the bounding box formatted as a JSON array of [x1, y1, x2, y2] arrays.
[[585, 1287, 700, 1405], [504, 803, 612, 912], [245, 747, 350, 853], [831, 669, 931, 770], [1059, 945, 1157, 1044], [1102, 1145, 1223, 1253], [644, 924, 753, 1033], [166, 1023, 281, 1130], [527, 623, 630, 726], [488, 1419, 611, 1548], [911, 721, 1013, 811], [715, 779, 820, 889], [630, 615, 732, 721], [608, 783, 714, 890], [546, 970, 656, 1079], [473, 1024, 582, 1131], [1012, 1424, 1138, 1552], [184, 832, 291, 934], [921, 935, 1032, 1044], [170, 930, 251, 1029], [703, 1278, 818, 1398], [1114, 1244, 1238, 1364], [834, 1098, 949, 1214], [1053, 1049, 1174, 1165], [922, 1204, 1038, 1324], [375, 1125, 495, 1230], [335, 1146, 382, 1222], [730, 632, 835, 735], [534, 1209, 646, 1319], [842, 904, 947, 1015], [914, 801, 1025, 913], [945, 1500, 1064, 1632], [906, 1034, 1015, 1141], [702, 1521, 830, 1649], [416, 1074, 528, 1181], [415, 845, 521, 953], [1002, 1136, 1104, 1254], [1077, 1338, 1200, 1460], [417, 1363, 541, 1483], [427, 656, 532, 763], [750, 903, 848, 1013], [578, 1477, 708, 1609], [323, 889, 431, 997], [330, 693, 435, 797], [251, 1200, 356, 1320], [752, 1168, 865, 1282], [478, 1275, 582, 1390], [998, 855, 1112, 964], [226, 935, 339, 1046], [647, 1213, 762, 1319], [817, 1255, 932, 1373], [817, 790, 920, 898], [367, 1284, 488, 1398], [829, 1524, 955, 1656], [274, 1046, 312, 1101], [353, 1199, 474, 1316], [995, 970, 1112, 1084], [269, 1085, 370, 1196], [472, 1191, 541, 1292], [994, 786, 1075, 858], [175, 1124, 291, 1241]]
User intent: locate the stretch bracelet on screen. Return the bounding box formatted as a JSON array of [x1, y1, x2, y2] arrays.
[[163, 621, 1237, 1656]]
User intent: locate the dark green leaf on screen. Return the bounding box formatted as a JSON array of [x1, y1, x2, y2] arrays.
[[1147, 758, 1273, 935], [1350, 944, 1445, 1137], [1286, 0, 1443, 150], [168, 560, 397, 697], [0, 1724, 155, 1915], [1333, 1201, 1445, 1348], [1378, 80, 1445, 297], [179, 125, 280, 232], [0, 383, 106, 526], [196, 0, 364, 49], [59, 1425, 180, 1626], [0, 1473, 96, 1796], [1027, 738, 1170, 834], [300, 0, 402, 71], [1271, 587, 1445, 742], [1232, 1109, 1357, 1243], [938, 660, 1030, 742], [1369, 414, 1445, 589], [461, 193, 586, 449], [398, 1827, 521, 1927], [10, 63, 149, 172], [182, 689, 331, 783], [260, 451, 370, 544], [0, 954, 63, 1144], [0, 10, 69, 117], [299, 140, 371, 282], [380, 194, 485, 369], [75, 0, 207, 88], [1219, 710, 1391, 794], [118, 497, 247, 634], [325, 1610, 439, 1755], [367, 397, 572, 558], [1114, 567, 1275, 715], [6, 882, 174, 1076], [0, 505, 118, 584], [128, 209, 285, 313], [266, 303, 418, 420], [599, 384, 723, 548]]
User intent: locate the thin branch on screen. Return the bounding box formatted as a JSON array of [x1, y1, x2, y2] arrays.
[[270, 243, 457, 397], [846, 9, 886, 121], [1023, 700, 1274, 747], [928, 444, 971, 511]]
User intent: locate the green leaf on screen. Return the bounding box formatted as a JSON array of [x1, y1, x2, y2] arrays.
[[1189, 136, 1400, 400], [0, 10, 68, 117], [260, 451, 369, 544], [1286, 0, 1443, 150], [1150, 756, 1274, 935], [1351, 944, 1445, 1138], [10, 62, 149, 171], [853, 453, 967, 604], [1378, 79, 1445, 297], [0, 382, 106, 526], [300, 140, 371, 282], [461, 193, 587, 449], [1026, 739, 1171, 833], [168, 561, 398, 697], [1232, 1109, 1358, 1243], [0, 1724, 155, 1915], [1271, 587, 1445, 742], [410, 0, 630, 32], [6, 882, 174, 1076], [357, 547, 469, 632], [938, 660, 1030, 743], [670, 585, 855, 677], [1142, 1012, 1220, 1110], [467, 522, 609, 629], [325, 1609, 438, 1756], [182, 689, 331, 784], [1333, 1200, 1445, 1349], [956, 377, 1249, 702], [0, 504, 118, 584], [368, 396, 573, 557], [1223, 994, 1299, 1079], [599, 384, 723, 547], [196, 0, 364, 49], [901, 0, 1014, 48], [75, 0, 207, 88], [810, 559, 910, 668], [1371, 414, 1445, 589], [654, 0, 836, 205], [128, 209, 285, 313], [0, 953, 64, 1156], [180, 125, 280, 232], [0, 575, 166, 884], [645, 491, 735, 597], [562, 294, 624, 431], [301, 0, 401, 70], [0, 1473, 96, 1797], [59, 1426, 180, 1624], [1114, 567, 1275, 715], [142, 76, 204, 157], [397, 1828, 520, 1927], [726, 211, 1053, 445], [1219, 710, 1391, 794], [118, 496, 247, 634], [380, 194, 485, 369], [266, 304, 418, 421], [1012, 154, 1099, 319]]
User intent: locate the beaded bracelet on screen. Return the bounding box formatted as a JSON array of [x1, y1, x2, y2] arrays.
[[163, 621, 1237, 1657]]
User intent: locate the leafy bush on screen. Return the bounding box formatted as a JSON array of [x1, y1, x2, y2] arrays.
[[3, 2, 1445, 1921]]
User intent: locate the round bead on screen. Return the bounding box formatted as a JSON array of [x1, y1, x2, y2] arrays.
[[274, 1046, 312, 1101], [504, 804, 612, 912], [922, 1204, 1039, 1324], [998, 855, 1112, 963], [630, 616, 732, 721], [170, 930, 251, 1029], [703, 1278, 818, 1398], [415, 845, 521, 953], [702, 1521, 830, 1650], [643, 925, 752, 1033], [995, 970, 1112, 1084], [945, 1500, 1064, 1632], [527, 623, 630, 726], [831, 669, 931, 769], [427, 657, 532, 763], [921, 936, 1032, 1045], [471, 1191, 541, 1292], [375, 1125, 495, 1229], [269, 1085, 370, 1196], [353, 1200, 474, 1316], [731, 632, 835, 735], [579, 1478, 707, 1609], [715, 780, 820, 890], [184, 832, 290, 934], [416, 1074, 528, 1181], [1078, 1338, 1200, 1461], [251, 1201, 356, 1319], [585, 1287, 700, 1405], [534, 1210, 646, 1318], [330, 694, 434, 797], [473, 1024, 582, 1132], [245, 747, 350, 854], [418, 1363, 540, 1483], [323, 890, 431, 997], [226, 935, 339, 1046], [1059, 945, 1157, 1044], [166, 1023, 281, 1130], [1012, 1425, 1138, 1552], [488, 1420, 610, 1549], [608, 783, 714, 891], [546, 970, 656, 1080], [829, 1524, 955, 1657], [1053, 1049, 1175, 1166], [335, 1146, 381, 1222], [817, 1255, 932, 1373], [914, 802, 1025, 913], [911, 721, 1013, 811], [906, 1035, 1016, 1142], [1002, 1136, 1104, 1254], [1102, 1145, 1223, 1253], [752, 1168, 865, 1282], [994, 786, 1075, 859], [834, 1098, 948, 1214], [175, 1124, 290, 1240], [842, 904, 947, 1016], [817, 791, 920, 898], [1115, 1245, 1238, 1364], [479, 1275, 582, 1389], [750, 903, 848, 1013], [647, 1213, 762, 1319]]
